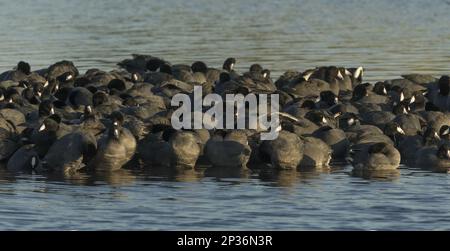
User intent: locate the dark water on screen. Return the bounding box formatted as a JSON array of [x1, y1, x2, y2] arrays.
[[1, 0, 450, 230]]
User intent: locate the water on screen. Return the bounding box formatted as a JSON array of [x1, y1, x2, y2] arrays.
[[1, 167, 450, 230], [1, 0, 450, 230]]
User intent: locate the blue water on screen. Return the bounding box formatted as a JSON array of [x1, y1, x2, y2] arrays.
[[1, 0, 450, 230]]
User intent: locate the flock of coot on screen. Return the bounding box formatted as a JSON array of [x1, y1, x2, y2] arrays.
[[0, 54, 449, 176]]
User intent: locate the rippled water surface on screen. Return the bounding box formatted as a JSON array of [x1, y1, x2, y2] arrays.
[[1, 0, 450, 230]]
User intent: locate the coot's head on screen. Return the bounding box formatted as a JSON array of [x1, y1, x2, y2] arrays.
[[249, 64, 263, 73], [110, 111, 125, 127], [222, 58, 236, 72], [17, 61, 31, 75], [261, 69, 271, 79], [107, 79, 127, 92], [419, 126, 439, 146], [439, 125, 450, 141], [373, 82, 388, 95], [392, 102, 410, 115], [352, 84, 369, 101], [383, 122, 405, 144], [320, 90, 338, 106], [146, 58, 165, 71], [38, 99, 55, 117], [191, 61, 208, 74], [437, 144, 450, 160]]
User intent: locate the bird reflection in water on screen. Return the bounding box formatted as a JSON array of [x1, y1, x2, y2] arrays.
[[0, 165, 17, 184], [258, 168, 327, 188], [142, 166, 204, 183], [351, 168, 401, 181], [90, 169, 137, 186], [203, 166, 252, 181], [41, 169, 137, 186]]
